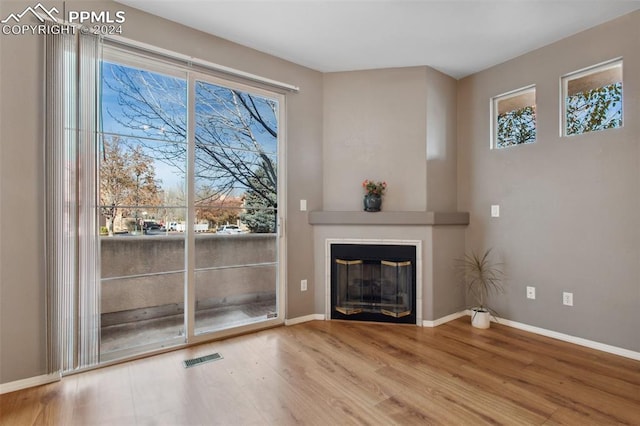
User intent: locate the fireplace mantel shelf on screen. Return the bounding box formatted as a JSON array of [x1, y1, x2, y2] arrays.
[[309, 211, 469, 226]]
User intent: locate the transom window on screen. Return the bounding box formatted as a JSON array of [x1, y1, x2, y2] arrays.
[[562, 59, 623, 137], [491, 85, 536, 149]]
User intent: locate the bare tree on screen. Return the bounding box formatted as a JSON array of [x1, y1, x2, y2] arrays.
[[195, 191, 244, 229], [99, 136, 162, 235], [102, 64, 278, 207]]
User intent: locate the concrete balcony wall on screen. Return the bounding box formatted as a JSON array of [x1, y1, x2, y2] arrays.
[[101, 234, 276, 322]]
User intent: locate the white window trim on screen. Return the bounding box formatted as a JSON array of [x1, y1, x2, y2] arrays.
[[104, 34, 299, 93]]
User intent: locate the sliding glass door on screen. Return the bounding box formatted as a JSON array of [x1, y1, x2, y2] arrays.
[[97, 47, 284, 361], [98, 54, 189, 357], [193, 77, 280, 335]]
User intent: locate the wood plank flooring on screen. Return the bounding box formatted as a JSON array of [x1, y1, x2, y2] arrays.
[[1, 317, 639, 425]]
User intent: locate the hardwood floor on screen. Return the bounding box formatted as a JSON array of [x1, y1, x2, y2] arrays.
[[1, 318, 639, 425]]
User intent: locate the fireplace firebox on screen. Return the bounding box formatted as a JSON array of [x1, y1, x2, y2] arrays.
[[331, 244, 416, 324]]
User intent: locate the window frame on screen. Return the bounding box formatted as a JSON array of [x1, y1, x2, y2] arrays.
[[98, 43, 287, 361], [560, 58, 623, 137], [490, 84, 537, 150]]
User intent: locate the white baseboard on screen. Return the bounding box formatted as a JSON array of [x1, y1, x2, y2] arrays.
[[422, 311, 468, 327], [285, 314, 325, 326], [422, 310, 639, 361], [495, 317, 640, 361], [0, 372, 61, 395]]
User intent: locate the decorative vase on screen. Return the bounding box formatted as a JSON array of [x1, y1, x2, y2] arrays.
[[363, 194, 382, 212]]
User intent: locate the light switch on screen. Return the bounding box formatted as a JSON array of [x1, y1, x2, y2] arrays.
[[300, 199, 307, 211], [491, 205, 500, 217]]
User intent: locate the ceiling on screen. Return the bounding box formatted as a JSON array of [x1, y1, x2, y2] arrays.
[[114, 0, 640, 79]]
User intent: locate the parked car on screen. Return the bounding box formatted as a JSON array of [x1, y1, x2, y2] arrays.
[[142, 220, 162, 230], [217, 224, 243, 234]]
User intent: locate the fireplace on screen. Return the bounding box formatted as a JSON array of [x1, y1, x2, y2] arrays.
[[330, 244, 417, 324]]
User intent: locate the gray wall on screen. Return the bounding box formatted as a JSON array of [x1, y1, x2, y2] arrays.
[[0, 0, 322, 384], [323, 67, 428, 211], [0, 0, 47, 384], [322, 66, 458, 213], [426, 67, 458, 212], [457, 11, 640, 352]]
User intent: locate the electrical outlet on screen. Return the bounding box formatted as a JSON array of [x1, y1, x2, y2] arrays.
[[526, 286, 536, 299], [300, 279, 308, 292], [563, 292, 573, 306]]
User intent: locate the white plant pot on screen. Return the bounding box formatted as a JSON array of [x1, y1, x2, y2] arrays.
[[471, 308, 490, 329]]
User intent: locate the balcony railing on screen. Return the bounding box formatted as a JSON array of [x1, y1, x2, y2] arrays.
[[100, 233, 277, 353]]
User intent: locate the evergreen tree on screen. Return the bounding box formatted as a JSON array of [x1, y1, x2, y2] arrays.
[[240, 162, 277, 233]]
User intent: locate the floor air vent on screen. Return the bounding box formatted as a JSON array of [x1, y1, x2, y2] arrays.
[[183, 352, 223, 368]]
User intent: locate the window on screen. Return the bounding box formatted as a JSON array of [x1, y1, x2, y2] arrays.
[[100, 57, 188, 238], [562, 59, 623, 136], [491, 85, 536, 149]]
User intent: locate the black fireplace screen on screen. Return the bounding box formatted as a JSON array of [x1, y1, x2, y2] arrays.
[[335, 259, 412, 317], [331, 244, 416, 324]]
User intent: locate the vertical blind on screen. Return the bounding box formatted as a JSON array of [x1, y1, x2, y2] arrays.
[[45, 27, 101, 373]]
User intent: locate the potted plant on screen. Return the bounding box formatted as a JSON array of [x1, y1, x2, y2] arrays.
[[458, 248, 504, 329]]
